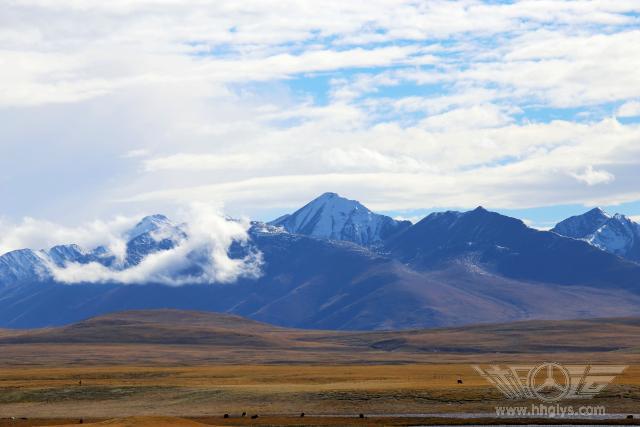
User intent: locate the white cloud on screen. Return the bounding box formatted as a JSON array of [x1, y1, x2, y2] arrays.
[[144, 152, 275, 172], [420, 104, 514, 131], [0, 216, 138, 261], [617, 101, 640, 118], [2, 0, 640, 225], [118, 117, 640, 213], [123, 149, 150, 158], [570, 165, 615, 186]]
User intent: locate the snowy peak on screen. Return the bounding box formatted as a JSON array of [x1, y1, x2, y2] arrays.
[[0, 249, 48, 285], [48, 244, 89, 267], [123, 215, 185, 267], [588, 214, 640, 261], [127, 214, 173, 240], [268, 192, 410, 246], [553, 209, 640, 263], [551, 207, 611, 239]]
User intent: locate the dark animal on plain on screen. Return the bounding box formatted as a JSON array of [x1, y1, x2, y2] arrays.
[[251, 415, 259, 419], [457, 379, 463, 384], [627, 415, 634, 419], [359, 413, 365, 418], [223, 414, 229, 418], [242, 412, 246, 417], [300, 412, 305, 417]]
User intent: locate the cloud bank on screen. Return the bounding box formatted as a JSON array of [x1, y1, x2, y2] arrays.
[[1, 1, 640, 225]]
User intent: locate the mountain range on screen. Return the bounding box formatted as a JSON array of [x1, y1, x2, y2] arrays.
[[1, 193, 639, 330]]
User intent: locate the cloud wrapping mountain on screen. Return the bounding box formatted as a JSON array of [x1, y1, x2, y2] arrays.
[[1, 204, 262, 287]]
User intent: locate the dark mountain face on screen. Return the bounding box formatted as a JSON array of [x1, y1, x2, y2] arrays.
[[386, 207, 640, 289]]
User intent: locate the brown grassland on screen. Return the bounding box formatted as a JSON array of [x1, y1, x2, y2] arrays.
[[0, 311, 639, 426]]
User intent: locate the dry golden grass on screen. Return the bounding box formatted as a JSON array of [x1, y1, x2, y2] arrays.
[[0, 364, 638, 421], [1, 415, 639, 427], [48, 416, 210, 427], [1, 312, 639, 424]]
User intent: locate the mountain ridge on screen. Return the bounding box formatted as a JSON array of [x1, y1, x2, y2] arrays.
[[1, 194, 640, 330]]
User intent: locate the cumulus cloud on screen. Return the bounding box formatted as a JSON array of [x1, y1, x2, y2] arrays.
[[617, 101, 640, 118]]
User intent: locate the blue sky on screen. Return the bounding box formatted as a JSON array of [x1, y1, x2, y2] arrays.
[[1, 0, 640, 243]]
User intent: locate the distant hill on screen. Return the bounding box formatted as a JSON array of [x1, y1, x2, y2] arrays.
[[2, 309, 640, 356], [0, 309, 286, 346]]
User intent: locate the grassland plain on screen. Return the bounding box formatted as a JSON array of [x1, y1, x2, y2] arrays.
[[0, 311, 639, 425]]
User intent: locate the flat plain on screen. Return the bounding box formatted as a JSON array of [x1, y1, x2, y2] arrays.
[[0, 310, 639, 425]]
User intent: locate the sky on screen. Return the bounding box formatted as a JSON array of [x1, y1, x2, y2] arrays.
[[2, 0, 640, 233]]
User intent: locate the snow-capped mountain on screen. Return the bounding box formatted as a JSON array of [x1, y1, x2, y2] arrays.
[[551, 208, 611, 238], [0, 214, 187, 286], [124, 215, 185, 267], [127, 214, 174, 240], [552, 208, 640, 263], [268, 192, 411, 247], [0, 249, 48, 286]]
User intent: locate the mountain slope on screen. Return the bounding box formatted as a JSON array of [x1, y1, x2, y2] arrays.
[[552, 208, 640, 263], [386, 207, 640, 289], [269, 192, 410, 247]]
